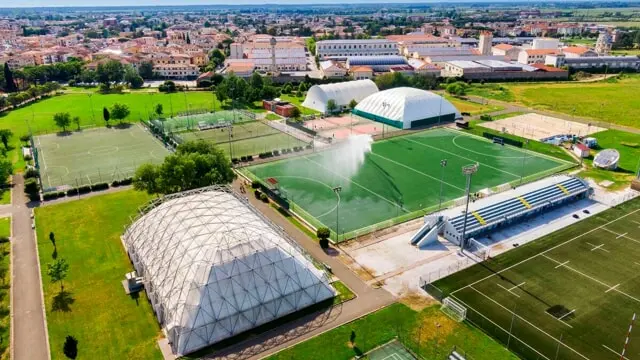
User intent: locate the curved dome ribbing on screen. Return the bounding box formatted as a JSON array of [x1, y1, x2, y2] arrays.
[[123, 186, 335, 355]]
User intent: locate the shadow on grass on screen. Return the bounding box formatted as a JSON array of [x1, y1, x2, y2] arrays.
[[52, 290, 75, 312], [130, 291, 140, 306], [113, 122, 133, 130]]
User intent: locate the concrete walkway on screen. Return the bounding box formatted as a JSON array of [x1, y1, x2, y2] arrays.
[[11, 175, 49, 360], [196, 180, 394, 360]]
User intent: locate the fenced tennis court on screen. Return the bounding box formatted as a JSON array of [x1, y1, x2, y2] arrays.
[[175, 120, 310, 159], [35, 125, 170, 191], [304, 115, 400, 141], [431, 199, 640, 360], [151, 109, 255, 134], [365, 339, 417, 360]]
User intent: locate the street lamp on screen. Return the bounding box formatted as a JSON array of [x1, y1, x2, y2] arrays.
[[332, 186, 342, 242], [460, 163, 479, 252], [438, 159, 448, 211], [87, 93, 95, 123], [519, 139, 529, 185]]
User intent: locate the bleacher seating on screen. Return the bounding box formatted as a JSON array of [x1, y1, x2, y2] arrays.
[[448, 177, 588, 239]]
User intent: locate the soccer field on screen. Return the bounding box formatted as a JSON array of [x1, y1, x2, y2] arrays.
[[432, 199, 640, 360], [178, 121, 310, 158], [243, 128, 572, 240], [35, 125, 170, 190]]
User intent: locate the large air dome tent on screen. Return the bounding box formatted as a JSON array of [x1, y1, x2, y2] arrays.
[[122, 186, 336, 356], [301, 79, 379, 114], [353, 87, 461, 129]]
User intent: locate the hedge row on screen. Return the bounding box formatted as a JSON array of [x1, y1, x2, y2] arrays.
[[42, 178, 133, 201], [251, 145, 312, 160]]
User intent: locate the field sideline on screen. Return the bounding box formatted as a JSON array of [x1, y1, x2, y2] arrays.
[[433, 198, 640, 360]]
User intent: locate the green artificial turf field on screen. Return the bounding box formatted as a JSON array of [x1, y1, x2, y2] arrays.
[[154, 109, 255, 134], [433, 198, 640, 360], [35, 124, 169, 190], [178, 121, 309, 159], [243, 128, 572, 240], [35, 189, 161, 360]]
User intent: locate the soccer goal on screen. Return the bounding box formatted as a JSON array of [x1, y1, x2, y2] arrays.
[[442, 297, 467, 322], [467, 238, 491, 261]]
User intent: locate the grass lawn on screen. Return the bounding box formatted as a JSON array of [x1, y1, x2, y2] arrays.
[[444, 95, 503, 115], [0, 187, 10, 205], [279, 94, 320, 115], [243, 128, 571, 240], [578, 129, 640, 188], [611, 49, 640, 56], [0, 91, 221, 170], [0, 217, 9, 359], [561, 37, 597, 46], [468, 75, 640, 129], [266, 303, 516, 360], [265, 113, 282, 121], [35, 190, 162, 360], [433, 198, 640, 360]]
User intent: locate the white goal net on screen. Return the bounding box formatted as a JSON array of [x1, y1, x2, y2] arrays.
[[467, 238, 491, 261], [442, 297, 467, 322]]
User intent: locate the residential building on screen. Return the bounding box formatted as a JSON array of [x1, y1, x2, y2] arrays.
[[518, 49, 559, 64], [561, 46, 598, 58], [320, 60, 347, 79], [492, 44, 521, 61], [546, 55, 640, 70], [532, 38, 560, 50], [350, 66, 374, 80]]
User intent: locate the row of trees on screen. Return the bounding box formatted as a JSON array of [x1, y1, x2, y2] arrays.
[[53, 103, 130, 132], [0, 82, 61, 109], [215, 73, 279, 105]]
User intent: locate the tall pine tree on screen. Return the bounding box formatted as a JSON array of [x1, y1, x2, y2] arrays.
[[3, 63, 17, 93]]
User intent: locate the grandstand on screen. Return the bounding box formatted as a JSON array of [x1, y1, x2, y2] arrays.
[[414, 176, 591, 247]]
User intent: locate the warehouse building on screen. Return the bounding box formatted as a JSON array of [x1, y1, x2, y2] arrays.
[[315, 39, 399, 60], [346, 55, 408, 72], [352, 87, 461, 129]]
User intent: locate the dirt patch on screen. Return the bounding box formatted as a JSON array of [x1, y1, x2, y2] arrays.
[[399, 290, 437, 311], [414, 310, 456, 346]]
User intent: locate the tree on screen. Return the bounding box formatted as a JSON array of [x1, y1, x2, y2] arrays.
[[124, 65, 144, 89], [186, 33, 191, 44], [155, 104, 163, 117], [19, 134, 31, 146], [0, 159, 13, 186], [0, 129, 12, 150], [137, 61, 154, 80], [317, 227, 330, 249], [348, 99, 357, 110], [158, 80, 176, 93], [53, 112, 71, 132], [326, 99, 338, 114], [24, 177, 39, 201], [208, 49, 226, 69], [446, 82, 467, 96], [72, 116, 80, 131], [133, 141, 235, 195], [290, 106, 301, 120], [3, 63, 17, 93], [95, 60, 124, 89], [47, 258, 69, 291], [63, 335, 78, 359], [102, 107, 110, 125], [109, 103, 130, 123], [216, 74, 249, 104]]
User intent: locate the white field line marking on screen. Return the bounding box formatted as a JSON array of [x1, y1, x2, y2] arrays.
[[509, 282, 526, 291], [442, 127, 576, 165], [556, 260, 570, 269], [602, 344, 631, 360], [452, 208, 640, 295], [558, 309, 576, 320], [635, 262, 640, 266], [602, 227, 640, 244], [402, 137, 523, 179], [468, 286, 588, 360], [586, 243, 608, 252], [497, 283, 521, 298], [544, 254, 640, 304], [450, 294, 551, 360], [303, 156, 411, 213], [605, 284, 621, 293], [369, 151, 465, 192], [544, 311, 574, 328]]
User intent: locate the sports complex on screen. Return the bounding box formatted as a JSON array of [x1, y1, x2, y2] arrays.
[[430, 199, 640, 360], [242, 127, 573, 240]]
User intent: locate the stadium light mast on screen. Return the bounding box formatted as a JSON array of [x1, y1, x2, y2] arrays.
[[438, 159, 448, 211], [87, 93, 95, 123], [519, 139, 530, 185], [332, 186, 342, 242], [460, 163, 479, 252]]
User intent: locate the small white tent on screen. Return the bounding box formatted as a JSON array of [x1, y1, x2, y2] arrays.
[[302, 79, 379, 114]]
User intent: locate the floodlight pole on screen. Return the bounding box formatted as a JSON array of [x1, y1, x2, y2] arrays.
[[87, 93, 95, 123], [438, 159, 448, 212], [168, 92, 174, 118], [437, 94, 443, 127], [460, 163, 479, 252], [519, 140, 529, 185], [333, 186, 342, 242]]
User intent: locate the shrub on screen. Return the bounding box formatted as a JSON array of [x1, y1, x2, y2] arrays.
[[317, 227, 331, 242], [305, 144, 313, 150], [77, 185, 92, 194], [0, 236, 8, 244], [24, 154, 33, 161], [272, 150, 280, 156], [24, 178, 40, 201], [231, 158, 239, 164], [260, 193, 269, 202], [119, 177, 133, 186], [43, 192, 64, 201], [254, 189, 261, 198], [91, 182, 109, 191], [319, 238, 330, 249], [66, 188, 78, 196], [24, 168, 39, 179], [480, 114, 493, 121], [251, 180, 260, 189]]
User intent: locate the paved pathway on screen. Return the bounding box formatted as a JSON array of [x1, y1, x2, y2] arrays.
[[11, 175, 49, 360], [197, 179, 394, 360]]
